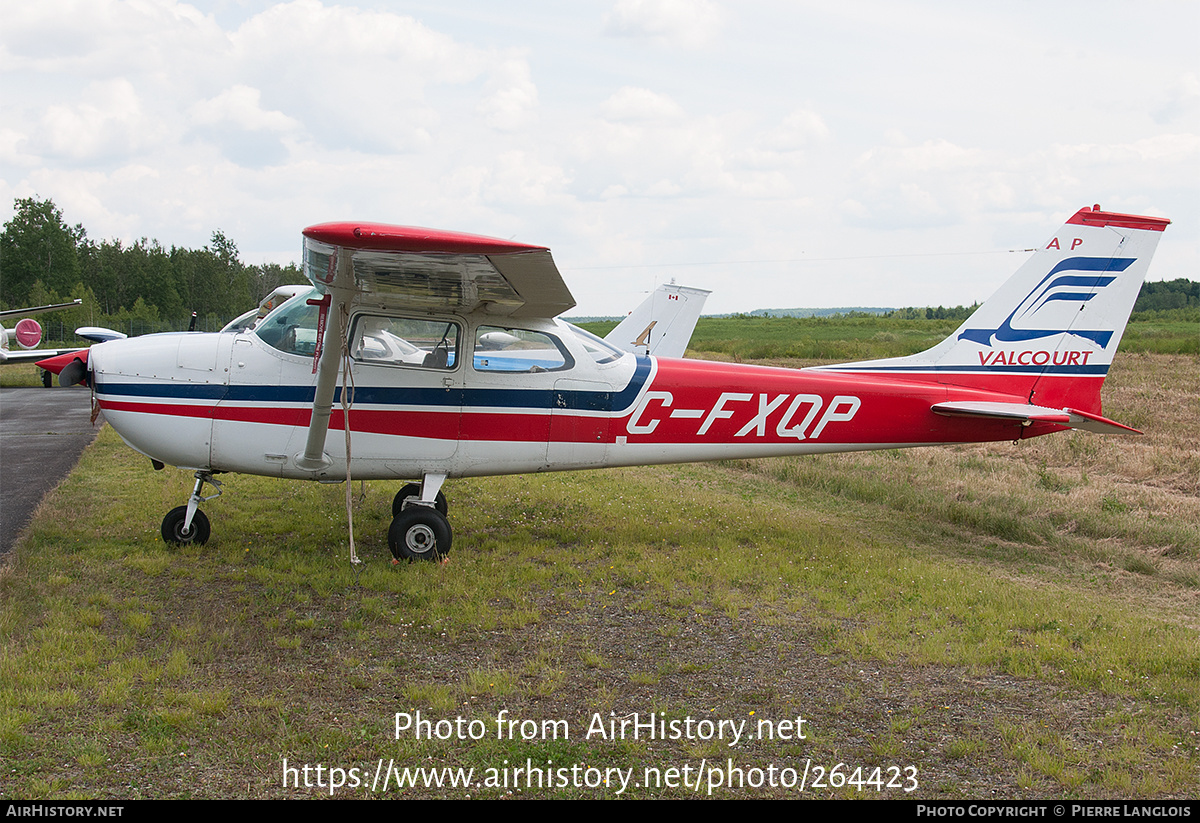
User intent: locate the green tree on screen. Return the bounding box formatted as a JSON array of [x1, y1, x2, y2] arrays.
[[1135, 279, 1199, 312], [0, 196, 84, 306], [207, 230, 252, 316]]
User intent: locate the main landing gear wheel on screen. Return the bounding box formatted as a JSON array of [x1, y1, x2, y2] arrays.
[[161, 506, 211, 545], [388, 506, 452, 562], [392, 483, 448, 517]]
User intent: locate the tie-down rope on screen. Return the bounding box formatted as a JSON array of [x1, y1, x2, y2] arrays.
[[338, 301, 360, 565]]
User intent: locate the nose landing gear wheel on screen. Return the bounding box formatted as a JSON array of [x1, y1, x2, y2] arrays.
[[161, 506, 211, 545], [389, 506, 452, 562]]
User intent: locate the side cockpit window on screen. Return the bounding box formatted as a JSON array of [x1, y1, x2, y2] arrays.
[[473, 326, 573, 373], [256, 294, 322, 356], [351, 316, 459, 369]]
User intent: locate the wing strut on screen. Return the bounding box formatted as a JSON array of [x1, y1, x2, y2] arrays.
[[295, 250, 354, 472], [293, 252, 364, 564]]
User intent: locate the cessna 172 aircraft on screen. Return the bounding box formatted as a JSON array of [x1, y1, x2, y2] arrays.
[[40, 204, 1168, 563]]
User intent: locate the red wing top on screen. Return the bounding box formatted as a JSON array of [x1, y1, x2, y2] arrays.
[[302, 222, 547, 254], [301, 222, 574, 318]]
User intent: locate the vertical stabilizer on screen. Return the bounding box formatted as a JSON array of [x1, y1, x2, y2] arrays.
[[818, 206, 1169, 412], [605, 283, 711, 358]]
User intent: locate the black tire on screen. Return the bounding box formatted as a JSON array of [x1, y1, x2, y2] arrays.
[[161, 506, 211, 545], [392, 483, 448, 517], [41, 369, 52, 388], [388, 506, 451, 562]]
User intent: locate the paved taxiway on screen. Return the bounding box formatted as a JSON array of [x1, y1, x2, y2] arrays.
[[0, 386, 99, 555]]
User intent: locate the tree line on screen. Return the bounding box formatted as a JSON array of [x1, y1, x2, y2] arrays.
[[2, 196, 1194, 339], [0, 196, 305, 338], [1133, 278, 1198, 312]]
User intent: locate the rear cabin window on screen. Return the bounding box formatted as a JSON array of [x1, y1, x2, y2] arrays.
[[473, 326, 573, 373], [350, 316, 459, 369], [565, 323, 625, 365]]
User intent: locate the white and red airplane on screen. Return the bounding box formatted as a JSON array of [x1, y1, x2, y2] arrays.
[[40, 204, 1168, 562]]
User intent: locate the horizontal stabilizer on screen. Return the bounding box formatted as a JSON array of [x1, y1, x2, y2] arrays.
[[931, 401, 1141, 434], [1063, 407, 1142, 435]]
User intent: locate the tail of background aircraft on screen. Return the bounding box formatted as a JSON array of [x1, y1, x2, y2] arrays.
[[605, 282, 711, 358], [818, 205, 1170, 424]]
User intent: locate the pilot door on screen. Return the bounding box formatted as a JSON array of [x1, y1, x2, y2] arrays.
[[336, 314, 464, 477]]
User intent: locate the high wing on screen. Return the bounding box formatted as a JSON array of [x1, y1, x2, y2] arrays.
[[301, 223, 574, 318], [295, 223, 576, 473]]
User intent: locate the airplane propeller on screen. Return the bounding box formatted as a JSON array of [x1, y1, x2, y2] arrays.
[[58, 357, 88, 387]]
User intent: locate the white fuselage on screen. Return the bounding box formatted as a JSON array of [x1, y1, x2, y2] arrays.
[[90, 307, 650, 481]]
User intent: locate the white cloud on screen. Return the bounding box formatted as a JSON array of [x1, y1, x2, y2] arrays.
[[478, 56, 539, 131], [603, 0, 724, 48], [227, 2, 492, 153], [1154, 73, 1200, 125], [0, 0, 221, 74], [37, 79, 166, 163], [0, 0, 1195, 314], [189, 86, 299, 133], [600, 87, 685, 122], [187, 85, 303, 167], [759, 110, 830, 152]]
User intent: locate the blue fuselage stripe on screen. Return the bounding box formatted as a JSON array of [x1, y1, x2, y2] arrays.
[[94, 357, 653, 412]]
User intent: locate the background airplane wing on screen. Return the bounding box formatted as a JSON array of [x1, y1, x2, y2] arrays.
[[0, 300, 81, 321], [0, 346, 82, 365], [2, 301, 86, 367], [301, 223, 575, 318]]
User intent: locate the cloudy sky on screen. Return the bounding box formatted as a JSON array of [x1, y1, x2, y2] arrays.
[[2, 0, 1196, 315]]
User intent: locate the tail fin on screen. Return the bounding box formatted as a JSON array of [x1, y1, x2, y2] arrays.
[[821, 205, 1170, 413], [606, 282, 711, 358]]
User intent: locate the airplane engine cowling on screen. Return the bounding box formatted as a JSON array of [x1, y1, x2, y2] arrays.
[[15, 318, 42, 349]]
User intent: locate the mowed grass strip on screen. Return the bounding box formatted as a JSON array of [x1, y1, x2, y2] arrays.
[[1, 354, 1197, 798]]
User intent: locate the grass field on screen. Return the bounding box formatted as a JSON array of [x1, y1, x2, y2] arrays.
[[1, 320, 1197, 798], [581, 307, 1200, 361]]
